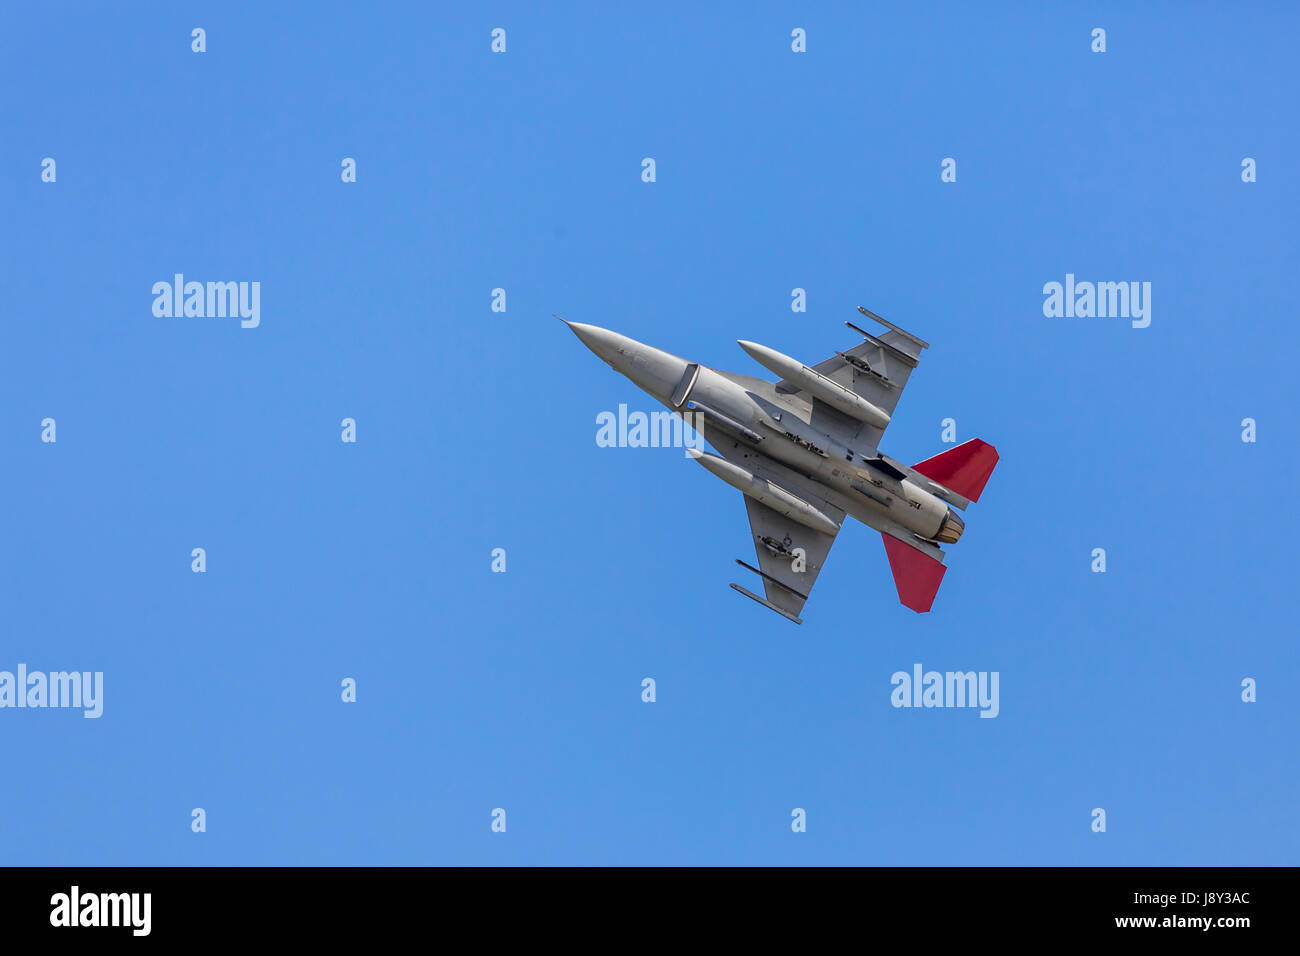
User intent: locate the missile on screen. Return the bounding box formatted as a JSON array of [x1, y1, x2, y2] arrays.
[[686, 399, 764, 444], [738, 339, 892, 429], [687, 449, 840, 536]]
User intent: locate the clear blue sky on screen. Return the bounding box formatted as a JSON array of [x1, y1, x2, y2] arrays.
[[2, 2, 1296, 865]]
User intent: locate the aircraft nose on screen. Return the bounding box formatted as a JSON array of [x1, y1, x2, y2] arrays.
[[561, 319, 625, 365], [559, 317, 690, 404]]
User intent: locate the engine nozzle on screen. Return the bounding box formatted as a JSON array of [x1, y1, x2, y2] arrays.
[[935, 507, 965, 544]]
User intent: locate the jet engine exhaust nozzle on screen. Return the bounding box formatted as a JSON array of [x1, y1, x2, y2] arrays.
[[935, 507, 965, 544]]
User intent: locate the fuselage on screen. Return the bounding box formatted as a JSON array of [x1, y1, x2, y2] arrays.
[[563, 320, 963, 546]]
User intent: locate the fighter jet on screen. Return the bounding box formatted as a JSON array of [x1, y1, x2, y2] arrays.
[[561, 307, 999, 622]]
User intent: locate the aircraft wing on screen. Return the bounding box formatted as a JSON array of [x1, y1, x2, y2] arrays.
[[717, 444, 847, 626], [774, 306, 928, 453], [730, 497, 841, 623]]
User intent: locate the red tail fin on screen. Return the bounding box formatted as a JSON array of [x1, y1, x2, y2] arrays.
[[881, 535, 947, 613], [912, 438, 999, 503]]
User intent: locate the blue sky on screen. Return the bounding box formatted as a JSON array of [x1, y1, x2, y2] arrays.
[[2, 2, 1296, 865]]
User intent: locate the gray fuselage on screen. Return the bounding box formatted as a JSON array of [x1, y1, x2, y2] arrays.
[[565, 321, 960, 544]]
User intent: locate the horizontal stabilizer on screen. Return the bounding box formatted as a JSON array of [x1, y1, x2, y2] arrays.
[[911, 439, 999, 504], [882, 535, 947, 613]]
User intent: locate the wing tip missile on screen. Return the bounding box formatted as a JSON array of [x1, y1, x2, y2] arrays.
[[855, 305, 930, 351], [729, 583, 803, 624]]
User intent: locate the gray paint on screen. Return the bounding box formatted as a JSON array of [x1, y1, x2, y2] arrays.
[[560, 314, 970, 621]]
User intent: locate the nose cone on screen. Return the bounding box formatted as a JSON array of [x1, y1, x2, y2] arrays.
[[562, 319, 626, 366], [559, 318, 691, 405]]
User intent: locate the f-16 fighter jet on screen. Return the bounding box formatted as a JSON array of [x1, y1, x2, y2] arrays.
[[560, 307, 999, 622]]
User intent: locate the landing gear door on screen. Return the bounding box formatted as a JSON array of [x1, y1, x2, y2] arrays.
[[670, 362, 700, 408]]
